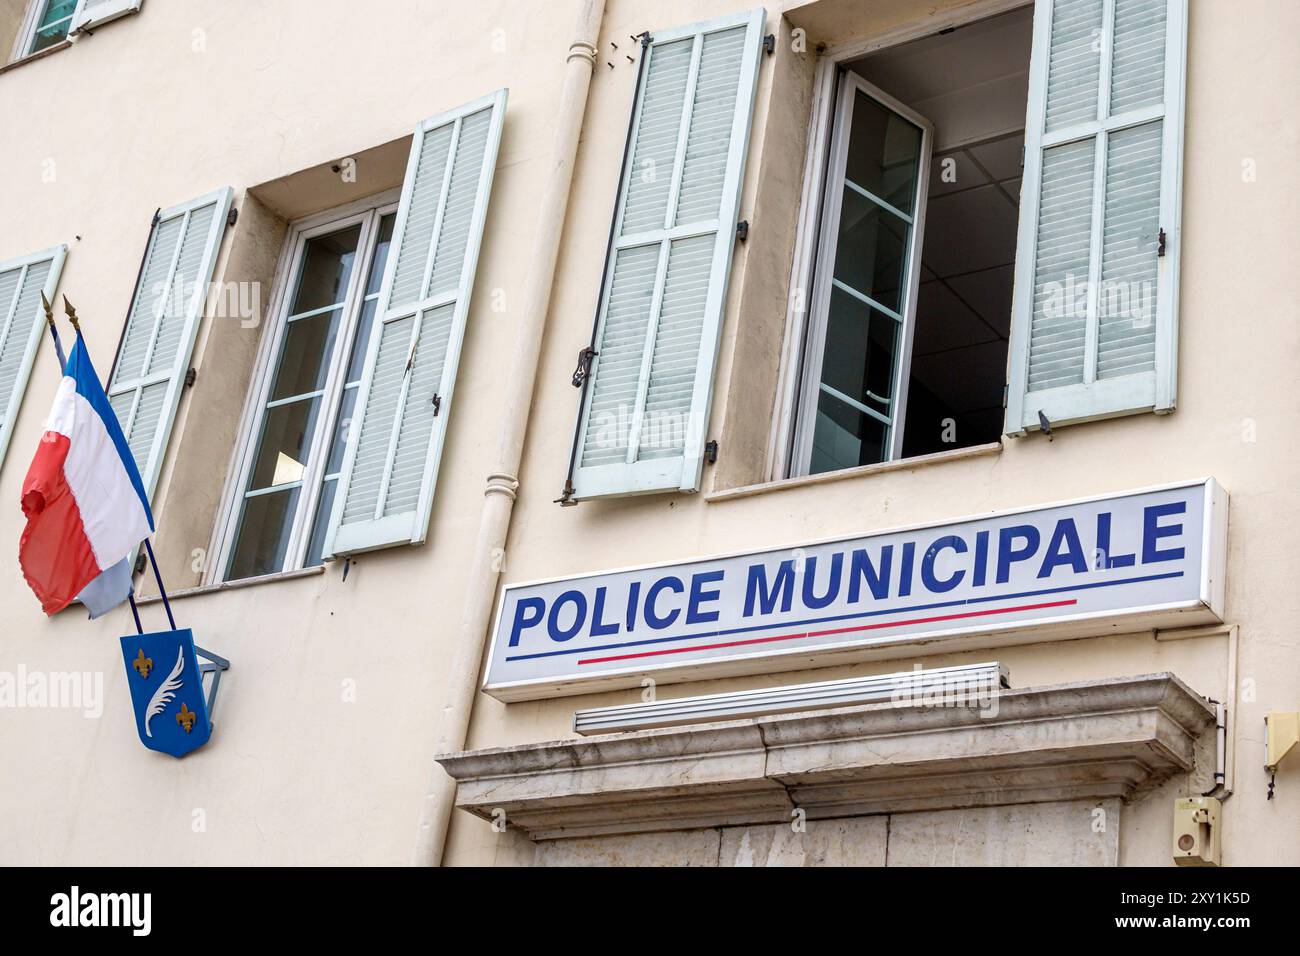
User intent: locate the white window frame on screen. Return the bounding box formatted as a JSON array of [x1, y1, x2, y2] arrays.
[[13, 0, 74, 58], [209, 191, 400, 583], [768, 0, 1032, 481], [0, 244, 66, 468], [787, 71, 933, 476], [1004, 0, 1187, 434]]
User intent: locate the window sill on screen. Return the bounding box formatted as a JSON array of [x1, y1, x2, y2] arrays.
[[0, 39, 72, 76], [706, 440, 1003, 503], [135, 564, 326, 606]]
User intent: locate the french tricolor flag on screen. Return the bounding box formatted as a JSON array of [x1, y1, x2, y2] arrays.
[[19, 336, 153, 616]]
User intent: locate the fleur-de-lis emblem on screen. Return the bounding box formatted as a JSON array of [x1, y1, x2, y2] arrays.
[[176, 702, 196, 733], [132, 649, 153, 679]]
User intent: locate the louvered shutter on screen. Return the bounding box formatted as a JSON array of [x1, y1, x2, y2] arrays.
[[70, 0, 142, 34], [323, 90, 507, 557], [1005, 0, 1186, 433], [106, 188, 233, 501], [0, 246, 67, 469], [568, 9, 766, 500]]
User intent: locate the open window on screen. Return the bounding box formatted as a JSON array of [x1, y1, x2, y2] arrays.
[[787, 6, 1032, 476], [782, 0, 1186, 477]]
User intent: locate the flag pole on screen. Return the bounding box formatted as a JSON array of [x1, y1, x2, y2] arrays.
[[40, 293, 65, 369]]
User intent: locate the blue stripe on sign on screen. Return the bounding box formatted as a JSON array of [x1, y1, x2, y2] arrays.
[[503, 571, 1186, 662]]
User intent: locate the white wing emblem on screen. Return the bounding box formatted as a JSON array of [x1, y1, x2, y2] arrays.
[[144, 646, 185, 738]]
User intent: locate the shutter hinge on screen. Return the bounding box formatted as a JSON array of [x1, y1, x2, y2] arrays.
[[151, 208, 161, 227], [431, 393, 441, 416], [763, 34, 775, 55], [705, 440, 719, 465], [133, 552, 146, 575], [1037, 410, 1054, 442], [635, 31, 651, 48], [227, 206, 238, 228], [571, 346, 598, 387], [736, 220, 749, 242], [555, 479, 579, 507], [184, 367, 197, 388], [1157, 227, 1167, 257]]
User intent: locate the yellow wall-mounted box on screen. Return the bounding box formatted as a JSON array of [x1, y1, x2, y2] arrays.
[[1173, 796, 1222, 867]]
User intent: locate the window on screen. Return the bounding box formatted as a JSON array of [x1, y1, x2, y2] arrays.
[[222, 201, 396, 581], [0, 245, 66, 468], [781, 0, 1186, 477], [23, 0, 75, 54]]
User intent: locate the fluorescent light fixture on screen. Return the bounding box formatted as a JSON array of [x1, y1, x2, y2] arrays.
[[573, 662, 1009, 736]]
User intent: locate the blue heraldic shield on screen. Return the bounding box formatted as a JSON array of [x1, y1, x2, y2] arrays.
[[120, 628, 213, 758]]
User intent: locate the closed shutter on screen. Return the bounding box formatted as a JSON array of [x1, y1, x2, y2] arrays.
[[106, 188, 233, 501], [568, 8, 766, 499], [323, 90, 507, 557], [0, 246, 67, 470], [70, 0, 142, 34], [1005, 0, 1186, 433]]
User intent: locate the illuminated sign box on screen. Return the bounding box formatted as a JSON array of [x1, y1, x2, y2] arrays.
[[483, 479, 1228, 702]]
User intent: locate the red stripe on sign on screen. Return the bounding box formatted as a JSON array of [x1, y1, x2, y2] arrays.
[[576, 598, 1078, 665]]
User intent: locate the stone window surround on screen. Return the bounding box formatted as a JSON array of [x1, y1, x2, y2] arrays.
[[437, 673, 1215, 843]]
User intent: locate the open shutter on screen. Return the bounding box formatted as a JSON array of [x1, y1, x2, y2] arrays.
[[324, 90, 507, 557], [1005, 0, 1186, 434], [70, 0, 142, 34], [568, 9, 766, 500], [106, 188, 233, 501], [0, 246, 67, 469]]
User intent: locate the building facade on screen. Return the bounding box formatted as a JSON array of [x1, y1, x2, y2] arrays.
[[0, 0, 1296, 866]]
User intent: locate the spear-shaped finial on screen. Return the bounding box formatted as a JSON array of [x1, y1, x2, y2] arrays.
[[40, 291, 55, 330], [62, 295, 80, 333]]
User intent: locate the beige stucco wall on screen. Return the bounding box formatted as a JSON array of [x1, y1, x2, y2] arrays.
[[0, 0, 1297, 866]]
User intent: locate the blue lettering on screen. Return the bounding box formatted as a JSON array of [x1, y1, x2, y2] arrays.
[[590, 586, 619, 637], [972, 530, 990, 587], [997, 525, 1041, 584], [847, 546, 892, 603], [1095, 511, 1136, 569], [547, 590, 587, 642], [802, 553, 843, 610], [922, 535, 967, 593], [1142, 501, 1186, 564], [899, 542, 916, 597], [1038, 518, 1088, 578], [686, 570, 725, 625], [508, 597, 545, 647], [645, 576, 684, 629], [744, 560, 795, 616]]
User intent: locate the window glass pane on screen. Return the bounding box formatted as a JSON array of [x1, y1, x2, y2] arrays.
[[844, 89, 922, 212], [248, 398, 321, 490], [228, 487, 300, 581], [290, 226, 361, 315], [323, 386, 358, 477], [344, 213, 397, 383], [30, 0, 74, 52], [833, 187, 909, 314], [819, 287, 899, 416], [270, 309, 344, 401], [811, 390, 886, 475], [365, 213, 397, 297], [303, 478, 338, 569]]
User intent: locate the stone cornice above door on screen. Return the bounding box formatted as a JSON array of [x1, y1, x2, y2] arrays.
[[437, 673, 1216, 843]]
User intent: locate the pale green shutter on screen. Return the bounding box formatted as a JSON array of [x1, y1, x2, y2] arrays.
[[1005, 0, 1186, 433], [70, 0, 143, 34], [569, 9, 766, 499], [324, 90, 507, 557], [107, 188, 233, 500], [0, 246, 67, 470]]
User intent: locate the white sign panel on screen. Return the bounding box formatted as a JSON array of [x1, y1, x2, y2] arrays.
[[484, 479, 1228, 701]]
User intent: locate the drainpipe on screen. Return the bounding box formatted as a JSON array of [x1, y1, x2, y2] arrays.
[[412, 0, 607, 867]]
